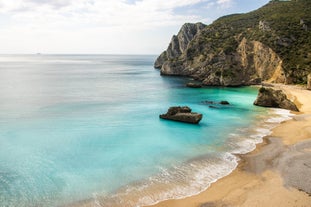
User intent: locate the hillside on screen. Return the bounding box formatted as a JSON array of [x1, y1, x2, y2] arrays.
[[155, 0, 311, 86]]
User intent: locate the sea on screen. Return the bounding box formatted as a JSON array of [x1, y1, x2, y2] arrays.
[[0, 54, 292, 207]]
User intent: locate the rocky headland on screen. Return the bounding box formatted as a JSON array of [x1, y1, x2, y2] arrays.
[[155, 0, 311, 87]]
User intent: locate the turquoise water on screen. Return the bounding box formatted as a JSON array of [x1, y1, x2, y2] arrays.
[[0, 55, 291, 206]]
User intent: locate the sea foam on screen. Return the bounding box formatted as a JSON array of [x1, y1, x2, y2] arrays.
[[86, 108, 294, 207]]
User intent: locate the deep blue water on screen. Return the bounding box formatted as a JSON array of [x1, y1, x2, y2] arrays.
[[0, 55, 290, 206]]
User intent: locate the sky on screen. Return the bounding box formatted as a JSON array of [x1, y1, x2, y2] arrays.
[[0, 0, 269, 54]]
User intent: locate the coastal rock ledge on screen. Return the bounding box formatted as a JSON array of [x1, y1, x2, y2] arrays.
[[254, 87, 299, 112], [160, 106, 203, 124]]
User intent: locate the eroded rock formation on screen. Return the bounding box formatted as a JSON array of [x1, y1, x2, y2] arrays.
[[159, 106, 203, 124], [254, 87, 299, 111]]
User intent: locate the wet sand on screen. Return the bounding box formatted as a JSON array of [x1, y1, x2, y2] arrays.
[[146, 85, 311, 207]]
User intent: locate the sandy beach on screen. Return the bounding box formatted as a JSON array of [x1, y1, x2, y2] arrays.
[[146, 85, 311, 207]]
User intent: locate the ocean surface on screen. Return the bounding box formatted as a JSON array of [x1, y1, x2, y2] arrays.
[[0, 55, 292, 207]]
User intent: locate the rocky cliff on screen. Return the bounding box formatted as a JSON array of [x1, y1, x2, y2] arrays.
[[155, 0, 311, 86], [154, 22, 206, 69]]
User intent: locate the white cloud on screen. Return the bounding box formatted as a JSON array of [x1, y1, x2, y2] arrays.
[[0, 0, 242, 54], [0, 0, 212, 54], [0, 0, 206, 28], [216, 0, 233, 8]]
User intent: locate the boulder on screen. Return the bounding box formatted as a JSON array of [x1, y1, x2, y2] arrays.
[[307, 74, 311, 90], [254, 87, 299, 112], [160, 106, 203, 124]]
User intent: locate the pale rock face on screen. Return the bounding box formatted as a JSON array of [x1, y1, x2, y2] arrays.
[[237, 38, 286, 84], [154, 22, 206, 69], [258, 20, 271, 31], [307, 74, 311, 90], [176, 23, 206, 54]]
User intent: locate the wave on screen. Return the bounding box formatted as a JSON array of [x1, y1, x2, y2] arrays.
[[83, 152, 238, 207], [76, 108, 293, 207]]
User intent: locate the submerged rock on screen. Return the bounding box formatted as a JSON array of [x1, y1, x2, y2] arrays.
[[160, 106, 203, 124], [202, 100, 230, 105], [254, 87, 299, 111], [186, 82, 202, 88], [219, 101, 230, 105]]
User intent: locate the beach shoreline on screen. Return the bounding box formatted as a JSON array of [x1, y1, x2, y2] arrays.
[[68, 84, 311, 207], [145, 84, 311, 207]]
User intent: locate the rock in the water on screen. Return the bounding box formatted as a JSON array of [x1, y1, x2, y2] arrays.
[[219, 101, 230, 105], [160, 106, 203, 124], [186, 82, 202, 88], [202, 100, 230, 105], [254, 87, 299, 111], [202, 100, 215, 105], [307, 74, 311, 90]]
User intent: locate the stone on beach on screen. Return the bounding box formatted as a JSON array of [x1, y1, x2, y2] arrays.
[[160, 106, 203, 124], [254, 87, 299, 112]]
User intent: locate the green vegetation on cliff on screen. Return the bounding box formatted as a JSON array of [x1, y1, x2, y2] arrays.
[[156, 0, 311, 85], [212, 0, 311, 83]]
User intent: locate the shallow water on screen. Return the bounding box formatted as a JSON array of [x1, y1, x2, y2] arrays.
[[0, 55, 291, 206]]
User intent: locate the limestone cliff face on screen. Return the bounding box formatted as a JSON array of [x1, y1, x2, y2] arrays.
[[154, 22, 206, 69], [237, 38, 286, 84], [157, 36, 286, 86], [154, 0, 311, 86]]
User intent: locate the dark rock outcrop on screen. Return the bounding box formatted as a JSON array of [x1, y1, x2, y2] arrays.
[[254, 87, 299, 111], [220, 101, 230, 105], [160, 106, 203, 124]]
